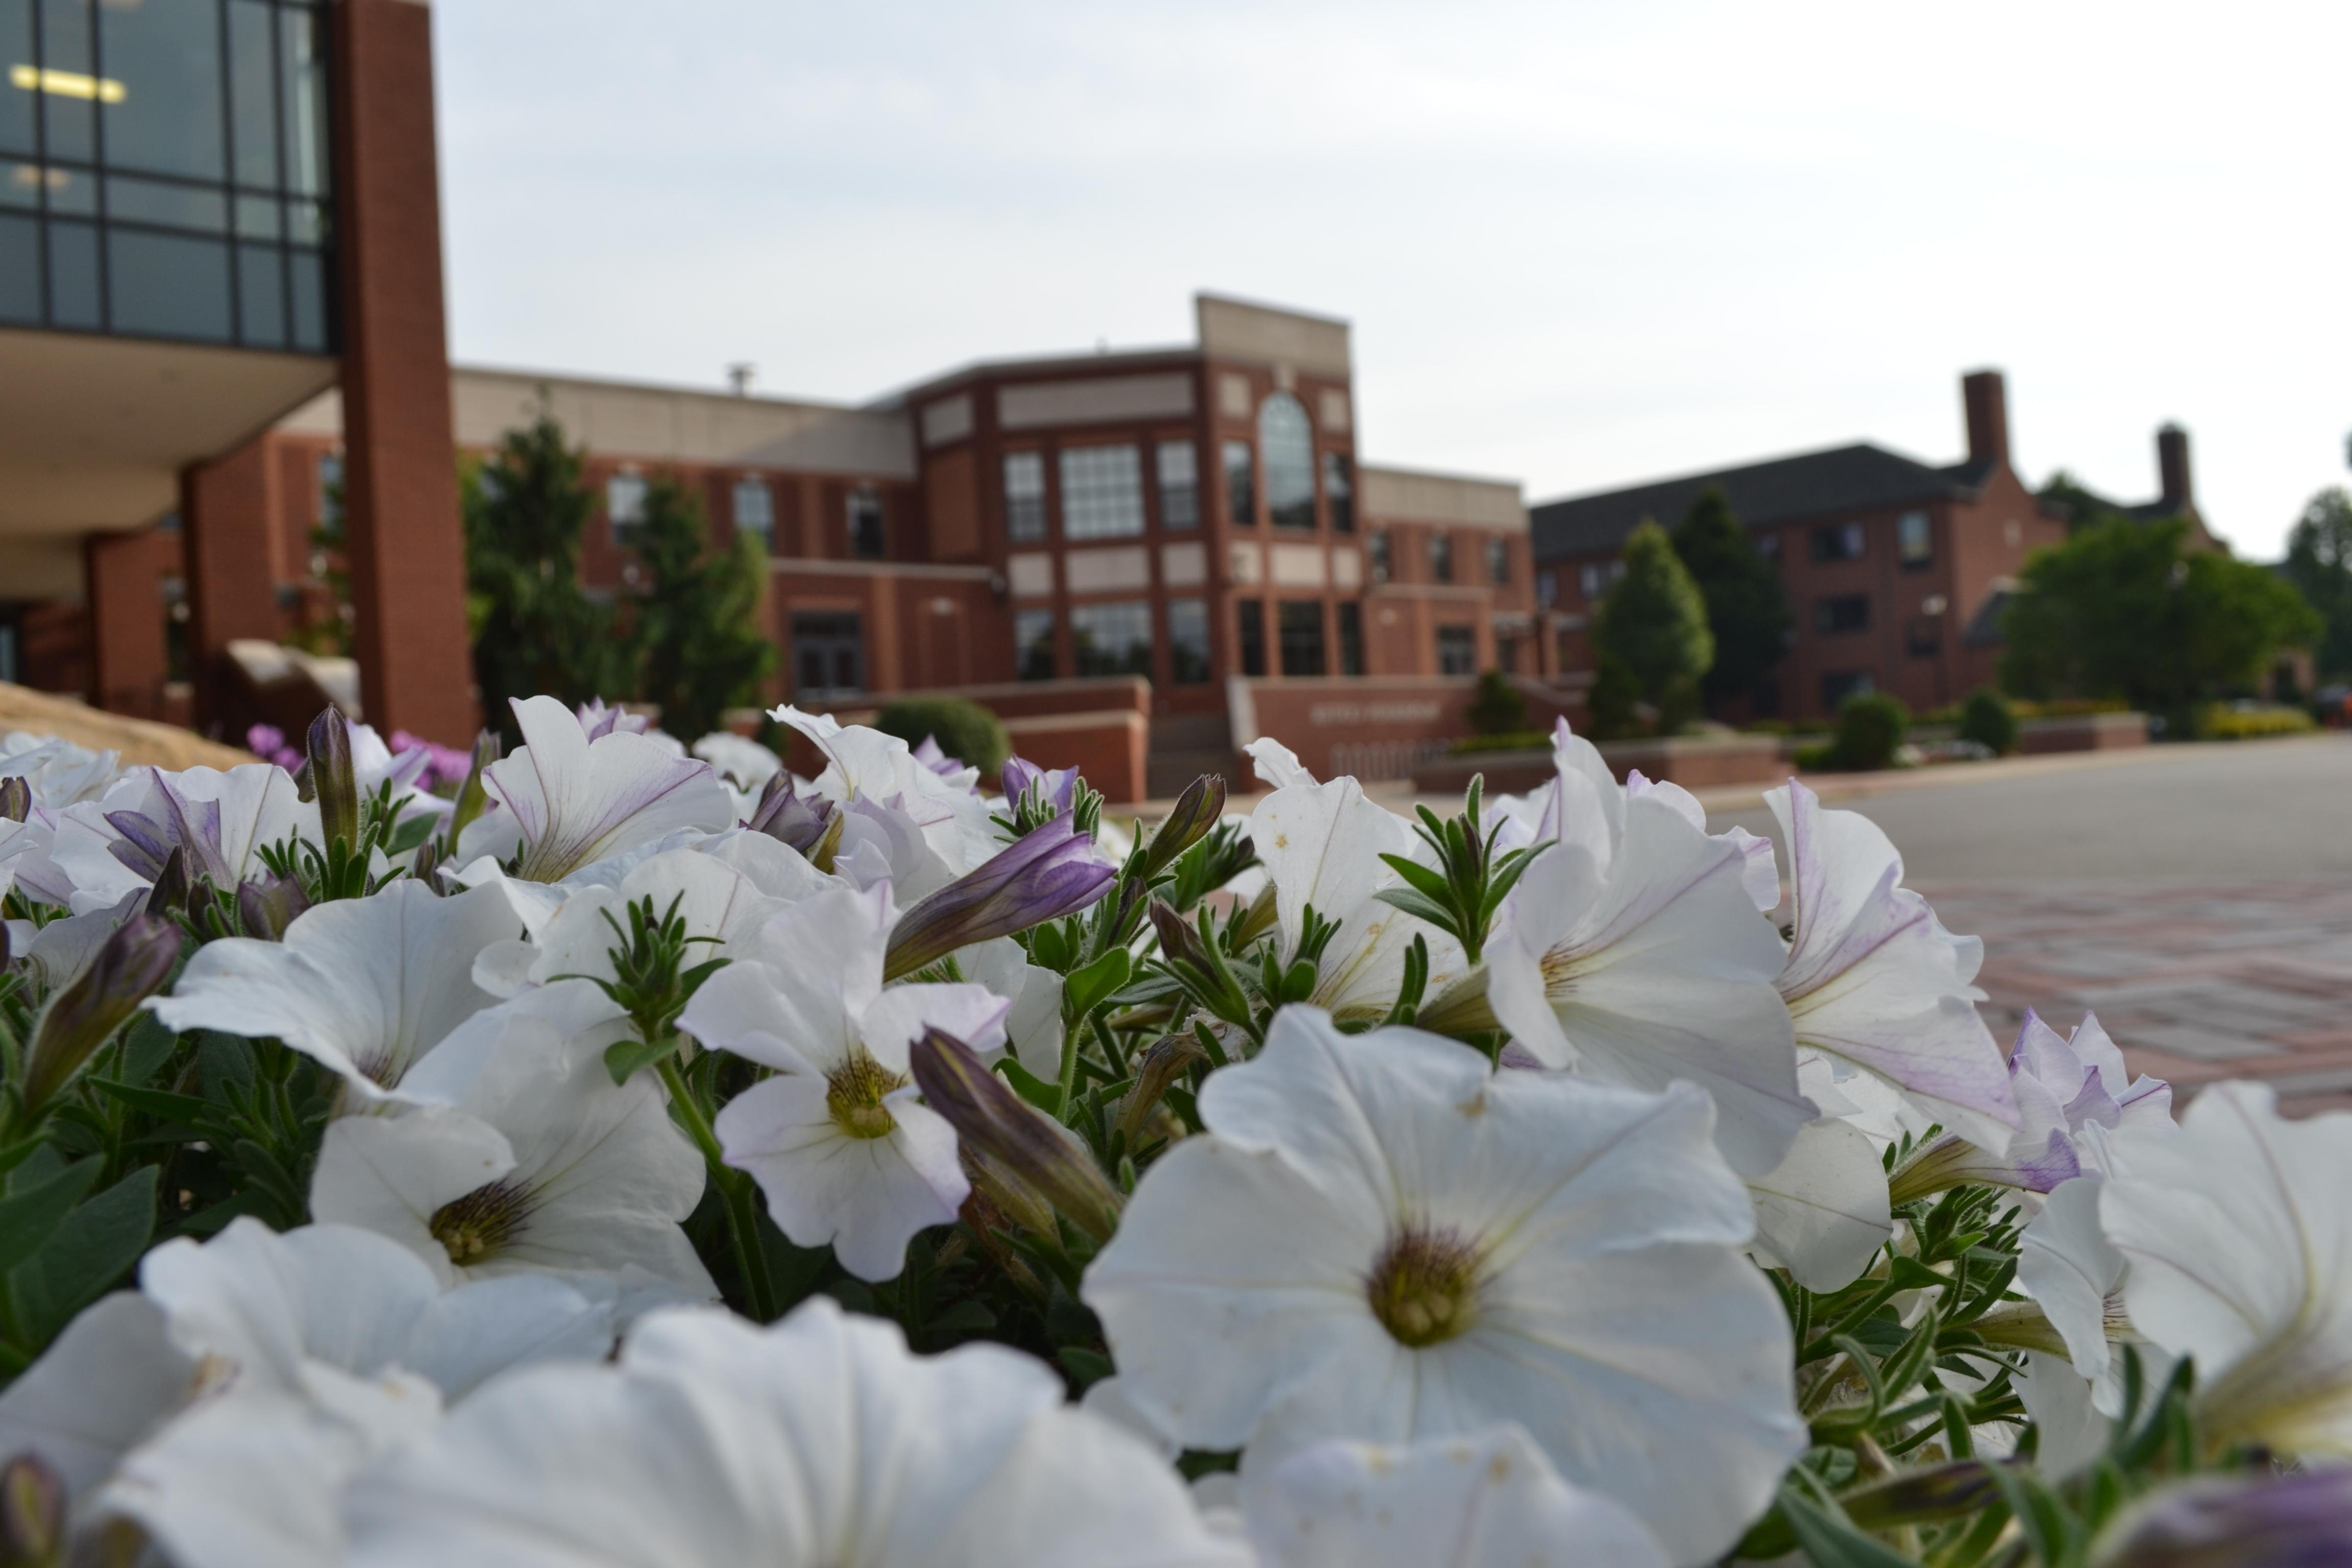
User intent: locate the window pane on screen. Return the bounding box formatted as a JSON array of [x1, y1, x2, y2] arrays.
[[46, 218, 100, 328], [1277, 600, 1326, 677], [1259, 392, 1315, 528], [1429, 532, 1454, 582], [1015, 608, 1057, 681], [1485, 537, 1509, 584], [229, 2, 279, 188], [1814, 594, 1871, 635], [0, 0, 32, 155], [287, 198, 325, 244], [106, 175, 228, 232], [42, 162, 92, 214], [287, 245, 326, 349], [733, 478, 773, 535], [1069, 600, 1153, 678], [607, 473, 648, 542], [1811, 522, 1866, 561], [1058, 444, 1144, 541], [1156, 439, 1198, 530], [1223, 438, 1254, 527], [1368, 529, 1390, 583], [38, 0, 94, 163], [1336, 601, 1364, 676], [100, 0, 226, 181], [1322, 451, 1353, 533], [0, 211, 35, 322], [108, 228, 230, 340], [1436, 625, 1477, 676], [1003, 451, 1047, 543], [791, 612, 864, 697], [279, 7, 329, 197], [236, 241, 283, 345], [1898, 510, 1932, 567], [0, 161, 35, 209], [1167, 598, 1210, 683], [234, 192, 278, 238], [1236, 598, 1266, 677], [1821, 671, 1874, 710], [847, 486, 885, 557]]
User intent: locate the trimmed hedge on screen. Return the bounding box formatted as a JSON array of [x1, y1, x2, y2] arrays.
[[872, 696, 1011, 775]]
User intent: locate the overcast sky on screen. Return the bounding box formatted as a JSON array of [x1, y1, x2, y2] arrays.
[[434, 0, 2351, 560]]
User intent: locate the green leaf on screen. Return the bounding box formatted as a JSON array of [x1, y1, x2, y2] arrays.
[[1057, 1345, 1114, 1389], [118, 1013, 179, 1087], [91, 1079, 219, 1130], [997, 1059, 1065, 1117], [1371, 888, 1456, 930], [1376, 854, 1457, 905], [926, 1300, 997, 1339], [0, 1157, 101, 1277], [384, 811, 440, 858], [1778, 1487, 1918, 1568], [1062, 949, 1132, 1024], [603, 1035, 676, 1086], [8, 1167, 157, 1352]]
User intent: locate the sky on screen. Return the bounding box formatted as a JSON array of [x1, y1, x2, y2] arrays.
[[433, 0, 2352, 560]]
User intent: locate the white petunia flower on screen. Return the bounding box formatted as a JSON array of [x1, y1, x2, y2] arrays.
[[2101, 1080, 2352, 1459], [1765, 781, 2017, 1150], [150, 881, 522, 1105], [690, 730, 783, 792], [310, 980, 714, 1300], [47, 761, 316, 913], [1, 730, 122, 810], [1745, 1057, 1894, 1292], [962, 933, 1066, 1081], [1484, 724, 1807, 1177], [343, 1296, 1250, 1568], [1243, 738, 1465, 1024], [464, 696, 733, 885], [773, 705, 999, 883], [1246, 1424, 1669, 1568], [0, 1219, 612, 1568], [678, 884, 1011, 1281], [1083, 1006, 1805, 1566]]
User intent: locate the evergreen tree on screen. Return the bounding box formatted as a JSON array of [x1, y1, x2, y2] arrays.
[[1594, 519, 1714, 732], [625, 476, 776, 743], [463, 406, 627, 741], [1669, 485, 1790, 710], [2283, 487, 2352, 680]]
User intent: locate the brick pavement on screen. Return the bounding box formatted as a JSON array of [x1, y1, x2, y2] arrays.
[[1919, 881, 2352, 1116]]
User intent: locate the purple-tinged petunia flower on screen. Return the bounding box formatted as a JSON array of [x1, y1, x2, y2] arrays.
[[472, 697, 733, 884], [1889, 1011, 2170, 1203], [24, 911, 180, 1112], [2096, 1467, 2352, 1567], [245, 724, 302, 771], [910, 734, 980, 793], [745, 772, 837, 856], [574, 699, 651, 742], [999, 754, 1081, 817], [389, 730, 474, 794], [102, 764, 308, 893], [884, 814, 1115, 982]]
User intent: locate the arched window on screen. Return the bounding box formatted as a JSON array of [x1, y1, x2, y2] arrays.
[[1258, 392, 1316, 530]]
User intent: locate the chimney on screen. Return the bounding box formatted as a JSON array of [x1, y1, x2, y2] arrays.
[[2157, 424, 2192, 510], [1962, 370, 2010, 470]]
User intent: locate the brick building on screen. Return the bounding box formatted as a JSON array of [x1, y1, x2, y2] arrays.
[[1529, 371, 2204, 721]]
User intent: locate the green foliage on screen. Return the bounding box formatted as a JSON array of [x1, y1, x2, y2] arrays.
[[624, 478, 776, 743], [2282, 486, 2352, 680], [1444, 729, 1550, 756], [2037, 468, 2120, 534], [1596, 520, 1713, 732], [2192, 703, 2317, 741], [1829, 692, 1909, 771], [1957, 688, 2019, 756], [1999, 517, 2320, 721], [873, 697, 1011, 776], [1584, 653, 1644, 742], [463, 405, 628, 741], [1464, 669, 1528, 736], [1671, 485, 1791, 709]]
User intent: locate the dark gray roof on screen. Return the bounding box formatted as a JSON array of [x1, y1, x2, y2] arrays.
[[1529, 443, 1989, 560]]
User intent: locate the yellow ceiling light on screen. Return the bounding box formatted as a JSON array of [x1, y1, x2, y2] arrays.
[[8, 65, 128, 104]]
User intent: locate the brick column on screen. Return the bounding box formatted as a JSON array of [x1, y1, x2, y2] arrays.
[[84, 527, 180, 720], [182, 442, 284, 731], [330, 0, 476, 744]]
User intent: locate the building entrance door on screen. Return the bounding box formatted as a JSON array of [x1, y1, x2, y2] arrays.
[[791, 612, 866, 699]]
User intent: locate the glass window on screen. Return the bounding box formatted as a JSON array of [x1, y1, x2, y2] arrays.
[[607, 473, 648, 542], [1814, 594, 1872, 635], [1496, 635, 1521, 673], [1155, 440, 1198, 530], [1015, 608, 1057, 682], [1811, 522, 1867, 561], [1368, 529, 1391, 584], [100, 0, 227, 181], [1260, 393, 1315, 529], [1429, 532, 1454, 583], [733, 478, 774, 537], [791, 611, 864, 697], [1336, 601, 1364, 676], [105, 176, 228, 233], [1906, 616, 1940, 657], [317, 451, 342, 527], [1536, 568, 1557, 608], [1236, 598, 1266, 677], [1322, 451, 1354, 533], [0, 0, 32, 156], [0, 212, 36, 323], [38, 0, 94, 163], [1757, 533, 1782, 567], [1223, 438, 1255, 527], [1278, 601, 1326, 677], [1821, 671, 1874, 710], [1485, 537, 1509, 584], [228, 2, 279, 189], [47, 219, 100, 328], [848, 486, 885, 557], [288, 247, 326, 351], [237, 242, 284, 345], [1898, 509, 1932, 568], [278, 5, 329, 199], [1003, 452, 1047, 543], [1058, 445, 1145, 540], [1167, 597, 1211, 683], [1435, 624, 1478, 676], [1070, 600, 1154, 678]]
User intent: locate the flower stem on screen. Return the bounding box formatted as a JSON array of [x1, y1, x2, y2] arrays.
[[656, 1057, 777, 1323]]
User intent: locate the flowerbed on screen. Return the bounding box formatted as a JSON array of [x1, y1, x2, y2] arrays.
[[0, 700, 2334, 1565]]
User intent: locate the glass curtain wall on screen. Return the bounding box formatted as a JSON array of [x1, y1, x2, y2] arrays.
[[0, 0, 334, 350]]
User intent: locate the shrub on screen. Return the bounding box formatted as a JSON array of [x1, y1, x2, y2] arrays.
[[1465, 670, 1529, 736], [2193, 703, 2318, 741], [1584, 654, 1645, 742], [1827, 692, 1908, 771], [1956, 688, 2019, 756], [1595, 521, 1713, 729], [1446, 729, 1550, 756], [872, 696, 1010, 775]]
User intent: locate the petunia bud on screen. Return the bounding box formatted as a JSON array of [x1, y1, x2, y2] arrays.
[[1119, 1033, 1205, 1145], [0, 777, 28, 823], [1147, 899, 1206, 970], [1140, 774, 1224, 879], [908, 1027, 1122, 1244], [999, 754, 1079, 818], [2094, 1469, 2352, 1568], [0, 1452, 63, 1568], [145, 844, 191, 920], [307, 705, 359, 852], [236, 871, 312, 940], [23, 913, 179, 1112], [884, 816, 1115, 982], [746, 772, 835, 854], [447, 730, 501, 845]]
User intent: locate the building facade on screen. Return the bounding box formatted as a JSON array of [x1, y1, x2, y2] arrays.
[[0, 0, 471, 741]]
